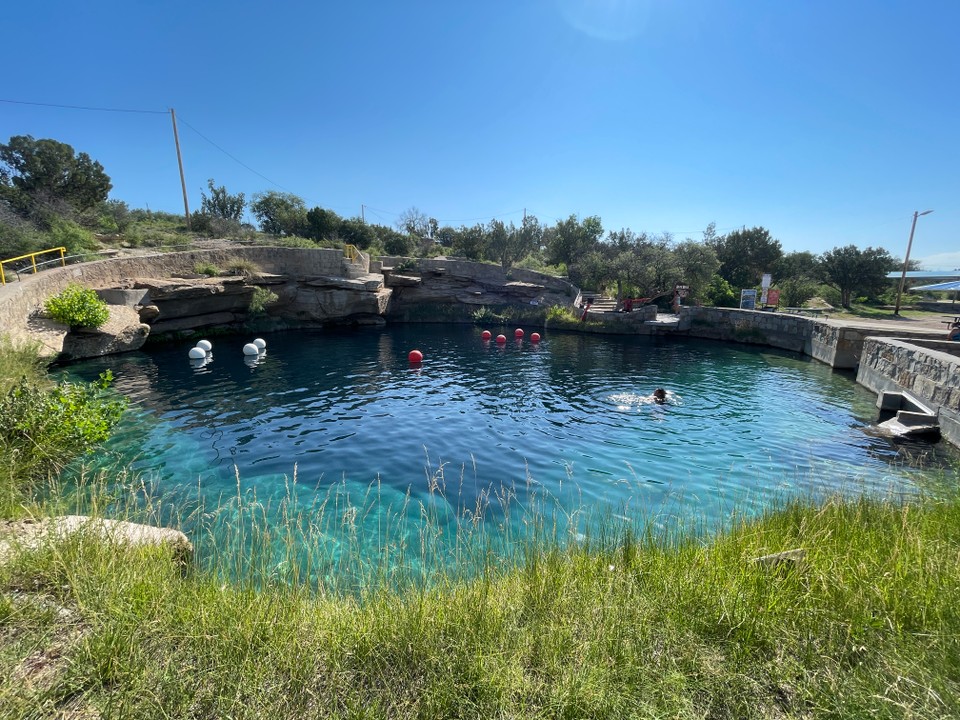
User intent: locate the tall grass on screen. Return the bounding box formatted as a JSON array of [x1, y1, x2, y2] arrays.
[[2, 478, 958, 718]]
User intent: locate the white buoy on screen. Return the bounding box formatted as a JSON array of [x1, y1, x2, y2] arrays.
[[188, 346, 207, 359], [253, 338, 266, 350], [197, 339, 213, 352], [242, 343, 260, 356]]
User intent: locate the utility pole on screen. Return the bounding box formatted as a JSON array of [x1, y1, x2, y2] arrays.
[[170, 108, 191, 230], [894, 209, 933, 316], [361, 204, 365, 223]]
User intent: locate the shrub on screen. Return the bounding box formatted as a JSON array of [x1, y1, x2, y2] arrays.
[[49, 217, 98, 254], [471, 306, 498, 325], [194, 261, 221, 277], [226, 258, 261, 277], [705, 275, 738, 308], [44, 284, 110, 329], [547, 304, 577, 322], [249, 287, 278, 315], [778, 278, 818, 308], [0, 370, 125, 494]]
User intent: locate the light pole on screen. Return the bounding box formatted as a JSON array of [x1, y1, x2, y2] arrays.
[[894, 209, 933, 316]]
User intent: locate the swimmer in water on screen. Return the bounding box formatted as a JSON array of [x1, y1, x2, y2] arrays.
[[652, 388, 667, 404]]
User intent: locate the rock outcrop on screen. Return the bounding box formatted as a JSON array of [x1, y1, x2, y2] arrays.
[[0, 515, 193, 566], [381, 258, 578, 318], [58, 305, 150, 361]]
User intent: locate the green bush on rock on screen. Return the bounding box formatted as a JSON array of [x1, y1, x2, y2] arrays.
[[44, 283, 109, 329]]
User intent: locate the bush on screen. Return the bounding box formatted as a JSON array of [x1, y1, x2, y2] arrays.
[[0, 369, 125, 503], [705, 275, 738, 307], [471, 306, 498, 325], [546, 304, 577, 322], [44, 284, 110, 329], [814, 284, 842, 308], [49, 217, 98, 254], [194, 261, 221, 277], [249, 287, 278, 315], [225, 258, 261, 277], [778, 278, 818, 308]]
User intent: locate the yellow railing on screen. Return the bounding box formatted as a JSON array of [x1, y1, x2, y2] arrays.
[[0, 247, 67, 285], [343, 244, 360, 263]]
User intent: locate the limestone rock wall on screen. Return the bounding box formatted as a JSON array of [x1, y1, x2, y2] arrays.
[[381, 258, 578, 319]]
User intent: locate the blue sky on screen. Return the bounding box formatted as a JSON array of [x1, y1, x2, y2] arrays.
[[3, 0, 957, 267]]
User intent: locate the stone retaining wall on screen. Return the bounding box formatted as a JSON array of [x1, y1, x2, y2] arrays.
[[677, 306, 815, 353], [0, 247, 357, 348], [856, 338, 960, 446]]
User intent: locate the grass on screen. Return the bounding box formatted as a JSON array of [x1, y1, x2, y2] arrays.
[[829, 304, 946, 323], [2, 341, 959, 718], [1, 488, 958, 718]]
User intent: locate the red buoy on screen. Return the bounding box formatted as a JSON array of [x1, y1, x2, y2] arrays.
[[531, 332, 541, 343], [514, 328, 524, 338], [408, 349, 423, 363], [496, 334, 507, 344], [481, 330, 492, 340]]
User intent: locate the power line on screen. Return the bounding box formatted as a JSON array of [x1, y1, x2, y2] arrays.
[[176, 115, 296, 194], [0, 98, 167, 115]]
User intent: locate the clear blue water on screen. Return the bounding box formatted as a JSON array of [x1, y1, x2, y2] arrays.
[[64, 325, 957, 587]]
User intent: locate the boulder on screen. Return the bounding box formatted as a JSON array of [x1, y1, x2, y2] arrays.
[[0, 515, 193, 566], [138, 304, 161, 323], [59, 305, 150, 360]]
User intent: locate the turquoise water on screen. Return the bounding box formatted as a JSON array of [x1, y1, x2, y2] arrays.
[[65, 325, 957, 587]]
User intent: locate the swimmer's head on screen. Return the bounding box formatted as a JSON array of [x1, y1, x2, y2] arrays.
[[653, 388, 667, 403]]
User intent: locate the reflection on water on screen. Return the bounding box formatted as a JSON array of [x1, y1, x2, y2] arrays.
[[63, 326, 959, 586]]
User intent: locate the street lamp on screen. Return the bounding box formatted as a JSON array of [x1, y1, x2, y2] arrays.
[[894, 209, 933, 316]]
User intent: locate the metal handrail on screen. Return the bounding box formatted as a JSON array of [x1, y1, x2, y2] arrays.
[[343, 244, 360, 263], [0, 246, 67, 285]]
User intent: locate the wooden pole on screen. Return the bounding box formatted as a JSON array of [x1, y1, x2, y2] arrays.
[[170, 108, 191, 229]]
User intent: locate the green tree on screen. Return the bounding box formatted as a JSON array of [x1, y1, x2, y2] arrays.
[[0, 135, 112, 219], [376, 224, 415, 256], [97, 199, 131, 233], [306, 206, 343, 242], [705, 275, 738, 307], [200, 179, 245, 221], [774, 251, 818, 282], [485, 215, 541, 270], [451, 224, 486, 260], [778, 277, 819, 308], [338, 218, 378, 250], [672, 240, 719, 302], [709, 226, 782, 289], [818, 245, 896, 308], [250, 191, 307, 236], [546, 214, 604, 266]]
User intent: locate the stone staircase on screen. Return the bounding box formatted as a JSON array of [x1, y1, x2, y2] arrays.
[[583, 295, 617, 313]]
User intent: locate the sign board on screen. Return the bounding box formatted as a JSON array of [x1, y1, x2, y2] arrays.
[[766, 288, 780, 307], [761, 273, 772, 290], [740, 288, 757, 310]]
